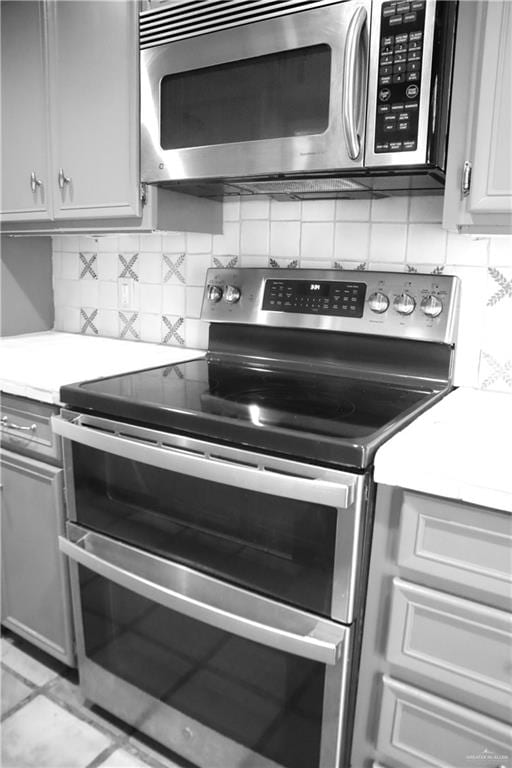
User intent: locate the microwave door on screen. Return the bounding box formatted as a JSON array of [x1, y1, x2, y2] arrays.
[[141, 1, 371, 184]]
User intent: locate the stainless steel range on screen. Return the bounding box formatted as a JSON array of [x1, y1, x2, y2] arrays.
[[53, 269, 459, 768]]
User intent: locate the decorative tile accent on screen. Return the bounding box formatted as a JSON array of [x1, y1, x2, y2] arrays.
[[406, 264, 445, 274], [163, 364, 184, 379], [163, 253, 186, 283], [119, 311, 140, 340], [487, 267, 512, 306], [79, 252, 97, 279], [80, 308, 98, 335], [479, 352, 512, 390], [118, 253, 139, 281], [269, 257, 298, 269], [213, 255, 238, 269], [162, 315, 185, 345], [333, 261, 367, 271]]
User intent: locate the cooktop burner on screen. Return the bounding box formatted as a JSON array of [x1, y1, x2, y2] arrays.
[[61, 356, 439, 469], [221, 385, 356, 419]]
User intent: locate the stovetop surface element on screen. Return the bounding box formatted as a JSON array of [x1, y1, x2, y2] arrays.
[[61, 355, 441, 470]]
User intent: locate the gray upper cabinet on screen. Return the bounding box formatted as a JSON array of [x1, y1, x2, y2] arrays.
[[47, 0, 140, 221], [0, 1, 52, 222], [443, 0, 512, 233], [0, 0, 140, 225], [0, 1, 221, 234]]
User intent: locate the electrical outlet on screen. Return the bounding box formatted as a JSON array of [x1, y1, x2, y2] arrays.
[[118, 279, 133, 309]]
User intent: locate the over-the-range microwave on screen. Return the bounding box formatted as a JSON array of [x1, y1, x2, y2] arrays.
[[140, 0, 458, 200]]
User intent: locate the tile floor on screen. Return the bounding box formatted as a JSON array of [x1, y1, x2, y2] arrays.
[[1, 630, 194, 768]]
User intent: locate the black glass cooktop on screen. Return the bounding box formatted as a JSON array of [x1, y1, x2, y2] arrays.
[[61, 355, 441, 470]]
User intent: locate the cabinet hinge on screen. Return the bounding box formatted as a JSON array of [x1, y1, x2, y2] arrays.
[[462, 160, 472, 197], [139, 183, 147, 207]]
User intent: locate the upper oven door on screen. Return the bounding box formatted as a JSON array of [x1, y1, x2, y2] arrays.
[[53, 411, 369, 625], [140, 1, 370, 183]]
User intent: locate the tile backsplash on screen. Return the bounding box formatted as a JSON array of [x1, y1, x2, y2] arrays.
[[52, 195, 512, 393]]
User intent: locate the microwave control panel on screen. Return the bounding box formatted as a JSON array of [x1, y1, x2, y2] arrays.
[[375, 0, 426, 153]]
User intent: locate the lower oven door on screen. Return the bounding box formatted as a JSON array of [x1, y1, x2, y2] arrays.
[[53, 411, 369, 624], [61, 524, 353, 768]]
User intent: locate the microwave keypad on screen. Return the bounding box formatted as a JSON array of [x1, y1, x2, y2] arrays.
[[375, 1, 426, 153]]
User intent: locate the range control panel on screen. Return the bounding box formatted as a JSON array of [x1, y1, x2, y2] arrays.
[[262, 279, 366, 317], [201, 269, 460, 345], [375, 0, 426, 153]]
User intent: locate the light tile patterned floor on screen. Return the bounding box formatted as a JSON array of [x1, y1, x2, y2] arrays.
[[0, 632, 192, 768]]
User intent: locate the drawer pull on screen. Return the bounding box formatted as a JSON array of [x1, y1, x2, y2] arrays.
[[1, 416, 37, 433]]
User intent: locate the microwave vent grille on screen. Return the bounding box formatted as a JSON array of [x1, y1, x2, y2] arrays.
[[233, 178, 373, 196], [140, 0, 341, 48]]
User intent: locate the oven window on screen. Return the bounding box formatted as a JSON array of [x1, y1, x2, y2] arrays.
[[72, 444, 336, 616], [80, 567, 324, 768], [160, 44, 331, 149]]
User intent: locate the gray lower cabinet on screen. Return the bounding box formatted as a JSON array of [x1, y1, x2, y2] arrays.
[[351, 485, 512, 768], [1, 395, 74, 665]]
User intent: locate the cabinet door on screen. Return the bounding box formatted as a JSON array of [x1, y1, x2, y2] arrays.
[[1, 450, 74, 665], [467, 2, 512, 220], [48, 0, 140, 220], [377, 676, 512, 768], [0, 1, 52, 222], [443, 1, 512, 233]]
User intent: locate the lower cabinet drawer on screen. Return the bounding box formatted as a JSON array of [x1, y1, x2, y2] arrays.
[[377, 676, 512, 768], [396, 490, 512, 611], [387, 578, 512, 723], [0, 393, 61, 464]]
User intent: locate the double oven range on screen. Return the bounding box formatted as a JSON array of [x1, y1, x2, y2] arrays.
[[53, 269, 459, 768]]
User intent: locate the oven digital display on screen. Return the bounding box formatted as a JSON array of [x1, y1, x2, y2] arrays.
[[262, 279, 366, 317], [299, 282, 330, 297]]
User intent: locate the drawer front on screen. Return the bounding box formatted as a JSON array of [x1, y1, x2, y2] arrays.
[[397, 490, 512, 611], [387, 578, 512, 723], [0, 394, 61, 463], [377, 676, 512, 768]]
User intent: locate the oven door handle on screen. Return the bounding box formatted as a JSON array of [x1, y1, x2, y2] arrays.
[[60, 527, 349, 666], [52, 415, 355, 508]]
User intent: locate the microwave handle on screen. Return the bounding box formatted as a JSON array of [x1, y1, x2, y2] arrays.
[[52, 414, 355, 509], [60, 528, 348, 666], [343, 5, 367, 160]]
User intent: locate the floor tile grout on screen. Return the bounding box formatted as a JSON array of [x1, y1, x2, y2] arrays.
[[1, 633, 190, 768]]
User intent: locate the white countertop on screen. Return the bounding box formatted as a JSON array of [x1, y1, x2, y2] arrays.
[[374, 387, 512, 513], [0, 331, 205, 405]]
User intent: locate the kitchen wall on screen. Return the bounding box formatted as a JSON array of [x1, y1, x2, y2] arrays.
[[52, 195, 512, 393], [2, 235, 54, 336]]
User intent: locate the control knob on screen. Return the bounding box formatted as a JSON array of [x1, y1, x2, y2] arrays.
[[224, 285, 241, 304], [393, 293, 416, 315], [368, 291, 390, 314], [421, 294, 443, 318], [207, 285, 223, 303]]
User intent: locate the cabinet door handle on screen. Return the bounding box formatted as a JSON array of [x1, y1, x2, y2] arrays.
[[1, 416, 37, 433], [30, 171, 42, 192], [58, 167, 71, 189]]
